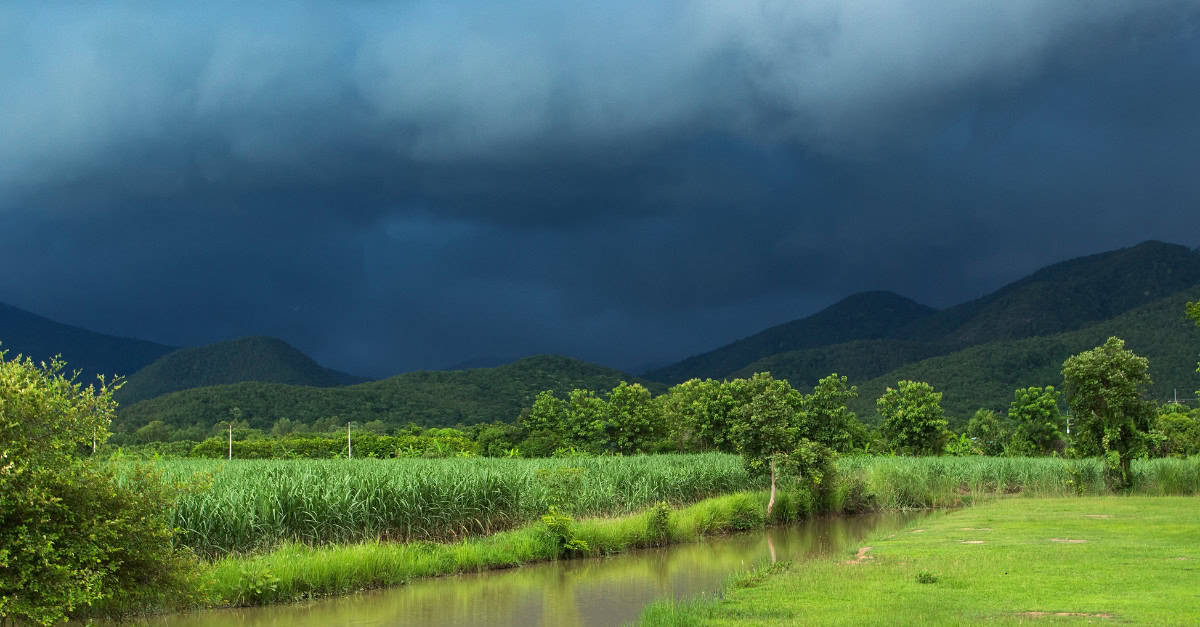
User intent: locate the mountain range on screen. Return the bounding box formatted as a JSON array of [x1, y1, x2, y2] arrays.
[[2, 239, 1198, 434]]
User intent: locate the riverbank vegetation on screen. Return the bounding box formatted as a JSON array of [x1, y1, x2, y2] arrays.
[[640, 496, 1200, 625], [132, 455, 1200, 612], [139, 454, 751, 557], [4, 311, 1200, 623]]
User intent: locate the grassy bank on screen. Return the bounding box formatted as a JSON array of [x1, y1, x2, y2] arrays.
[[89, 455, 1200, 618], [196, 491, 773, 607], [135, 454, 1200, 558], [640, 496, 1200, 625], [126, 454, 753, 556], [170, 455, 1200, 610]]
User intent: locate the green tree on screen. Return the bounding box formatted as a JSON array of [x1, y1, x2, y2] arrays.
[[517, 391, 569, 457], [362, 419, 389, 435], [800, 373, 860, 452], [0, 352, 193, 624], [877, 380, 948, 455], [727, 373, 804, 516], [134, 419, 172, 443], [659, 378, 736, 452], [271, 417, 300, 437], [965, 408, 1011, 456], [1006, 386, 1065, 456], [1190, 301, 1200, 390], [604, 381, 663, 454], [564, 388, 608, 452], [1062, 337, 1156, 490], [1152, 403, 1200, 458]]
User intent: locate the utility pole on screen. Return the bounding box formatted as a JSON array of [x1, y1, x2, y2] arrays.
[[347, 422, 352, 459], [228, 423, 232, 460]]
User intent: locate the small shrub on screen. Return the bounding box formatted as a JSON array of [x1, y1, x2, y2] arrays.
[[916, 570, 938, 584], [647, 501, 672, 546], [227, 563, 280, 606], [541, 506, 589, 556]]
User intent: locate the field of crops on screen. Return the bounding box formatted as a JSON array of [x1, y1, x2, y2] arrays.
[[118, 454, 1200, 559], [839, 455, 1200, 509], [127, 453, 755, 557]]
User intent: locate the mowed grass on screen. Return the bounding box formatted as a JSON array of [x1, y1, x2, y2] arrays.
[[641, 496, 1200, 625], [124, 454, 754, 557]]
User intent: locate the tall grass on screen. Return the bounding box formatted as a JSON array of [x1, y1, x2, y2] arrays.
[[118, 454, 1200, 560], [834, 455, 1200, 510], [201, 491, 773, 606], [124, 454, 754, 557]]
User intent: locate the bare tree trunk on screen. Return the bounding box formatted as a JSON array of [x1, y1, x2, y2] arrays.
[[767, 456, 776, 517]]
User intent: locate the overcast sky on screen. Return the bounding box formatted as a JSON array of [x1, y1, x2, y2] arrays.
[[3, 1, 1199, 377]]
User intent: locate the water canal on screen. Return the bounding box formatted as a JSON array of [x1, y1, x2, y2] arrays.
[[144, 512, 924, 626]]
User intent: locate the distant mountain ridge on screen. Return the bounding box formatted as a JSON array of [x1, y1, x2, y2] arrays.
[[116, 355, 661, 432], [902, 240, 1200, 345], [849, 286, 1200, 428], [0, 302, 175, 382], [644, 291, 936, 383], [646, 241, 1200, 388], [115, 336, 368, 405]]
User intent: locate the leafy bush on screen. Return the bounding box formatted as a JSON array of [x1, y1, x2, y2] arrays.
[[0, 353, 193, 624], [541, 507, 589, 556]]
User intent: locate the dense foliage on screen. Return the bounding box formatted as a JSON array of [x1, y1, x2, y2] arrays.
[[1062, 337, 1157, 489], [138, 454, 752, 557], [877, 380, 948, 455], [851, 287, 1200, 424], [730, 338, 952, 392], [0, 353, 191, 624], [1006, 386, 1065, 456], [115, 355, 659, 437]]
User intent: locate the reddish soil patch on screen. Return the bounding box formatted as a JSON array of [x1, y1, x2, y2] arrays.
[[1050, 538, 1088, 543], [958, 527, 992, 531], [909, 529, 926, 533], [844, 546, 874, 564]]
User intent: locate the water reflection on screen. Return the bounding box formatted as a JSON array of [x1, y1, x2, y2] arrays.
[[146, 512, 919, 627]]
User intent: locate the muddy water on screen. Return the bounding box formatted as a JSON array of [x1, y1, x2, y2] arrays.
[[150, 512, 921, 627]]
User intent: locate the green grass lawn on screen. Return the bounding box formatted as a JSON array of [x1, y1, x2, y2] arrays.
[[641, 496, 1200, 625]]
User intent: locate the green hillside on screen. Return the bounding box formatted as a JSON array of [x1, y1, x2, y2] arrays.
[[115, 336, 367, 405], [0, 301, 175, 382], [850, 287, 1200, 428], [903, 240, 1200, 345], [645, 291, 936, 384], [116, 355, 661, 432], [650, 240, 1200, 393], [730, 338, 954, 389]]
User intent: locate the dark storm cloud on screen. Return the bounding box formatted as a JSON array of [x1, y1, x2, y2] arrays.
[[2, 1, 1200, 375]]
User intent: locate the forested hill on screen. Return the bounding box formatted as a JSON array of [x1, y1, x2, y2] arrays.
[[114, 336, 368, 405], [0, 301, 175, 382], [644, 291, 936, 384], [115, 355, 660, 433], [850, 286, 1200, 428], [647, 240, 1200, 387], [902, 240, 1200, 345]]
